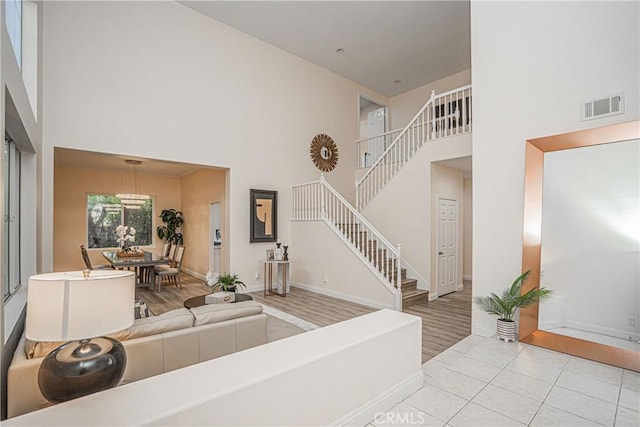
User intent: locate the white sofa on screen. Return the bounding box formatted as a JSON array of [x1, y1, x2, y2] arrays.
[[7, 301, 267, 418]]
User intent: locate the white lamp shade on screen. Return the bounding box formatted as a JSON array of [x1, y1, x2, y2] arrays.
[[26, 270, 135, 341]]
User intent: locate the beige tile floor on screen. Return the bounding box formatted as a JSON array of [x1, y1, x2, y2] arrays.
[[369, 335, 640, 427]]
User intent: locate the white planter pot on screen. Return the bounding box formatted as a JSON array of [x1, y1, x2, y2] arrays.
[[497, 319, 516, 342]]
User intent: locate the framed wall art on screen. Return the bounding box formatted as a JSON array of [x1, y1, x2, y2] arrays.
[[250, 189, 277, 243]]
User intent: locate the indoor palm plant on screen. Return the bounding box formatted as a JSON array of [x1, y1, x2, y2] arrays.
[[210, 273, 246, 293], [474, 270, 553, 342]]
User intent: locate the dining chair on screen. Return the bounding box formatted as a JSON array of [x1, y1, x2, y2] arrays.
[[80, 245, 113, 270], [154, 243, 176, 275], [161, 242, 170, 258], [156, 245, 185, 292], [139, 242, 170, 284]]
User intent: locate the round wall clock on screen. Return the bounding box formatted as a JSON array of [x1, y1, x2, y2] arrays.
[[310, 133, 339, 172]]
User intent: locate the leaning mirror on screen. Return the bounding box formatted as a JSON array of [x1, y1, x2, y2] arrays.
[[520, 120, 639, 371]]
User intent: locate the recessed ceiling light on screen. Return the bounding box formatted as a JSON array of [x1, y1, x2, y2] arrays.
[[393, 80, 402, 84], [336, 48, 345, 54]]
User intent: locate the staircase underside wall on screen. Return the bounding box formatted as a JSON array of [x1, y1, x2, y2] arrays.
[[360, 133, 472, 298], [290, 221, 395, 309]]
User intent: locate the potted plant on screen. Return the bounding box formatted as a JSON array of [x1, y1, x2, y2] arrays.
[[156, 209, 184, 245], [474, 270, 553, 342], [210, 273, 246, 294]]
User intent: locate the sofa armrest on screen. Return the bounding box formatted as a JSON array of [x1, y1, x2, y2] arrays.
[[7, 337, 50, 418]]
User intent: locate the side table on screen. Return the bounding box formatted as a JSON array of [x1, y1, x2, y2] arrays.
[[260, 260, 292, 297]]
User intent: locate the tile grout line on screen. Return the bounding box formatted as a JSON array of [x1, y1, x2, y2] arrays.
[[528, 357, 568, 426]]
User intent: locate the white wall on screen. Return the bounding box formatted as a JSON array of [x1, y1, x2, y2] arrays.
[[40, 1, 387, 290], [471, 1, 640, 336], [462, 178, 472, 280], [539, 139, 639, 339], [389, 69, 471, 130], [361, 134, 471, 298], [1, 0, 42, 341], [291, 221, 395, 309]]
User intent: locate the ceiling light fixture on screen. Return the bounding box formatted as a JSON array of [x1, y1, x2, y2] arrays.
[[116, 160, 150, 202], [336, 48, 345, 54]]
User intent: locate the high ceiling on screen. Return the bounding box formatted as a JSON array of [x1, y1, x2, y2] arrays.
[[54, 148, 205, 177], [180, 1, 471, 97]]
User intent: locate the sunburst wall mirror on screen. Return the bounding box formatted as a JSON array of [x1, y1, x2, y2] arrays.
[[310, 133, 338, 172]]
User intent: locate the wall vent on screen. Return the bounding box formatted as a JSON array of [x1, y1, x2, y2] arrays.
[[581, 93, 624, 121]]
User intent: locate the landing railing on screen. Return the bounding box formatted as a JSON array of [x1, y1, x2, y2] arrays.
[[292, 176, 403, 310], [356, 84, 472, 210], [356, 129, 402, 168]]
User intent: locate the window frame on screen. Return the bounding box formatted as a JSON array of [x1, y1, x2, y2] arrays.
[[3, 136, 22, 302], [85, 193, 156, 250]]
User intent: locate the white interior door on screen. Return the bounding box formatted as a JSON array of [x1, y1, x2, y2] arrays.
[[437, 197, 457, 296], [209, 202, 221, 274], [368, 107, 385, 163]]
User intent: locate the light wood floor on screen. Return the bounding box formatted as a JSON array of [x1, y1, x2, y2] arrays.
[[140, 273, 472, 363], [134, 274, 212, 314], [404, 281, 472, 361]]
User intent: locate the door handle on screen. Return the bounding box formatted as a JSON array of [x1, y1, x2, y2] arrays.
[[439, 251, 444, 255]]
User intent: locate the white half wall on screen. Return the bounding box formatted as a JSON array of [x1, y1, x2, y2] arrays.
[[471, 1, 640, 337], [6, 309, 424, 426]]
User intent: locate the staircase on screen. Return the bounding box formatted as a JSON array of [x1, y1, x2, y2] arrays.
[[292, 176, 429, 310], [356, 85, 472, 210], [292, 84, 472, 310]]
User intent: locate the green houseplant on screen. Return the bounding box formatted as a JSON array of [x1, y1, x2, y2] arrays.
[[211, 273, 246, 294], [474, 270, 553, 342], [156, 209, 184, 245]]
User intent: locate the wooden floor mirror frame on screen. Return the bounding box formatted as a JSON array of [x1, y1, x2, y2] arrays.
[[520, 120, 640, 372]]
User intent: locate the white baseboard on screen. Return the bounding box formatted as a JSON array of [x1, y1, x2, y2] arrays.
[[331, 371, 424, 426], [473, 323, 495, 338], [291, 281, 394, 310], [538, 320, 564, 330], [182, 268, 205, 281], [463, 275, 472, 282]]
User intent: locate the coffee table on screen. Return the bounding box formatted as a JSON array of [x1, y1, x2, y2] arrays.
[[183, 293, 253, 309]]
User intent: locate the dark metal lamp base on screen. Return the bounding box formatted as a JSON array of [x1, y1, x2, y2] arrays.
[[38, 336, 127, 403]]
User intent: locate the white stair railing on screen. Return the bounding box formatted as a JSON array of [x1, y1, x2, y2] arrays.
[[356, 129, 403, 168], [356, 84, 472, 210], [292, 175, 403, 310]]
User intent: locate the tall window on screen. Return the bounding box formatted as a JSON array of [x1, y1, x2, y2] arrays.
[[5, 0, 22, 68], [4, 137, 21, 301], [87, 194, 153, 249]]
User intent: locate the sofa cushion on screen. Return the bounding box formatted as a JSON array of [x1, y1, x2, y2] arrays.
[[24, 339, 64, 360], [189, 301, 263, 327], [110, 308, 194, 341], [24, 308, 195, 359]]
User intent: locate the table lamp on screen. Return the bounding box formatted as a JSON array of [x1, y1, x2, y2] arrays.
[[25, 270, 135, 403]]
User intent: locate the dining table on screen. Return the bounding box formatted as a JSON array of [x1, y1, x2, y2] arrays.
[[102, 251, 170, 291]]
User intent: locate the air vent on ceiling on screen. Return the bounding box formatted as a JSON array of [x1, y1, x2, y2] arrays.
[[581, 93, 624, 121]]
